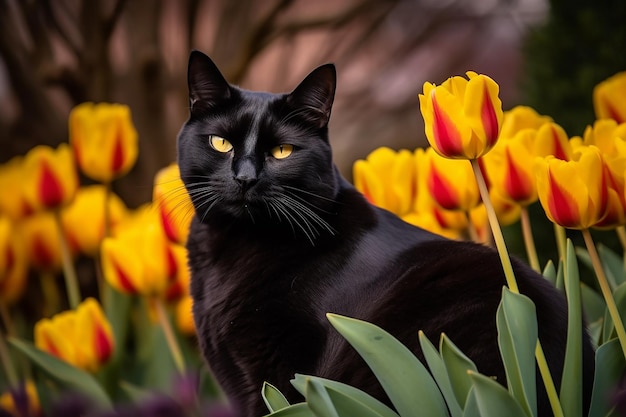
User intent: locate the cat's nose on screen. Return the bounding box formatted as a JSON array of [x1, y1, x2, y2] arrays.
[[234, 158, 258, 190]]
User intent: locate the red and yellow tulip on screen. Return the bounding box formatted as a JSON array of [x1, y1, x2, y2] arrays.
[[20, 212, 67, 272], [423, 147, 481, 212], [101, 206, 180, 297], [419, 71, 503, 159], [153, 163, 194, 244], [22, 144, 79, 212], [499, 106, 552, 140], [62, 185, 128, 256], [175, 295, 196, 336], [535, 146, 609, 229], [593, 71, 626, 124], [487, 129, 538, 206], [34, 298, 114, 373], [533, 122, 574, 161], [69, 102, 139, 183]]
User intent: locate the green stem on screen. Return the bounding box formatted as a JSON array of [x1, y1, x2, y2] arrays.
[[554, 224, 567, 262], [40, 271, 61, 316], [616, 226, 626, 271], [53, 210, 81, 309], [470, 159, 518, 292], [582, 228, 626, 359], [154, 297, 185, 375], [0, 329, 18, 387], [520, 206, 540, 272], [535, 341, 565, 417], [470, 159, 562, 416]]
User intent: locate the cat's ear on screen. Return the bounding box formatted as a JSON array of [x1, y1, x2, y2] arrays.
[[286, 64, 336, 129], [187, 50, 231, 114]]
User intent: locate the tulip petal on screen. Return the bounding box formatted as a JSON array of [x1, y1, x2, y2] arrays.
[[431, 91, 466, 158]]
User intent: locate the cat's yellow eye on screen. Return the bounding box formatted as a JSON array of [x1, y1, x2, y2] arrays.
[[210, 135, 233, 153], [271, 144, 294, 159]]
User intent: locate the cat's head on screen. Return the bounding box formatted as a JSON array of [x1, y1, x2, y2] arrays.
[[177, 51, 338, 241]]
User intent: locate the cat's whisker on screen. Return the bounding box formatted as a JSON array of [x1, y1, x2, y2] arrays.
[[282, 185, 338, 204], [270, 198, 316, 245], [279, 194, 336, 236]]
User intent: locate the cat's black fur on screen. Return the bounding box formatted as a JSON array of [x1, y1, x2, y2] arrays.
[[178, 51, 595, 417]]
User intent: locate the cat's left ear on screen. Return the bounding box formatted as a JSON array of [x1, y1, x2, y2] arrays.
[[187, 50, 231, 114], [286, 64, 336, 129]]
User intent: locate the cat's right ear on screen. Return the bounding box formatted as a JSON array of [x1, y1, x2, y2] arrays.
[[187, 51, 231, 114]]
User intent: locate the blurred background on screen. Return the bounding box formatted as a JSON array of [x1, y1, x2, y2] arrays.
[[0, 0, 624, 208]]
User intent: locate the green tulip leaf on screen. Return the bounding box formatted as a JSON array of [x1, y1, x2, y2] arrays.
[[588, 338, 626, 417], [439, 333, 477, 409], [581, 282, 606, 325], [602, 282, 626, 345], [496, 287, 537, 417], [262, 382, 291, 413], [560, 240, 583, 417], [467, 371, 528, 417], [306, 378, 340, 417], [461, 387, 480, 417], [555, 259, 565, 292], [324, 385, 396, 417], [542, 260, 556, 286], [418, 331, 462, 417], [598, 244, 625, 287], [8, 337, 112, 409], [119, 380, 155, 403], [576, 247, 617, 290], [587, 318, 603, 349], [326, 313, 449, 417], [291, 375, 399, 417], [263, 403, 315, 417]]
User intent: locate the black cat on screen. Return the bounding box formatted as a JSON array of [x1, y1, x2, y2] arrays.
[[177, 50, 594, 417]]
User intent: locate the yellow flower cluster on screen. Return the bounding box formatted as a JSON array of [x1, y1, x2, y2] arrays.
[[355, 71, 626, 239], [0, 102, 196, 380]]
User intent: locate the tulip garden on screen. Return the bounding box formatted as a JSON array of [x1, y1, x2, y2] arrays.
[[1, 68, 626, 416]]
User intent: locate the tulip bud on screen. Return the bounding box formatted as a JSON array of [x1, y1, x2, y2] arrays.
[[423, 147, 481, 212], [22, 144, 79, 212], [533, 122, 573, 160], [69, 102, 139, 183], [34, 298, 115, 373], [101, 206, 178, 297], [153, 164, 193, 244], [534, 146, 608, 229], [62, 185, 128, 256], [20, 212, 66, 272], [499, 106, 552, 140], [593, 71, 626, 123], [353, 147, 416, 216], [419, 72, 503, 159]]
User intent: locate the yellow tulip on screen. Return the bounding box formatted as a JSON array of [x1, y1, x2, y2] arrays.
[[580, 120, 626, 228], [22, 144, 79, 212], [153, 163, 193, 244], [499, 106, 552, 140], [534, 146, 608, 229], [533, 122, 573, 160], [0, 156, 35, 220], [0, 217, 28, 305], [593, 71, 626, 123], [164, 243, 190, 302], [419, 71, 503, 159], [0, 380, 41, 417], [34, 298, 115, 373], [423, 147, 480, 211], [62, 185, 128, 256], [20, 212, 67, 272], [101, 206, 178, 296], [488, 129, 538, 206], [69, 102, 139, 183], [353, 147, 416, 216]]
